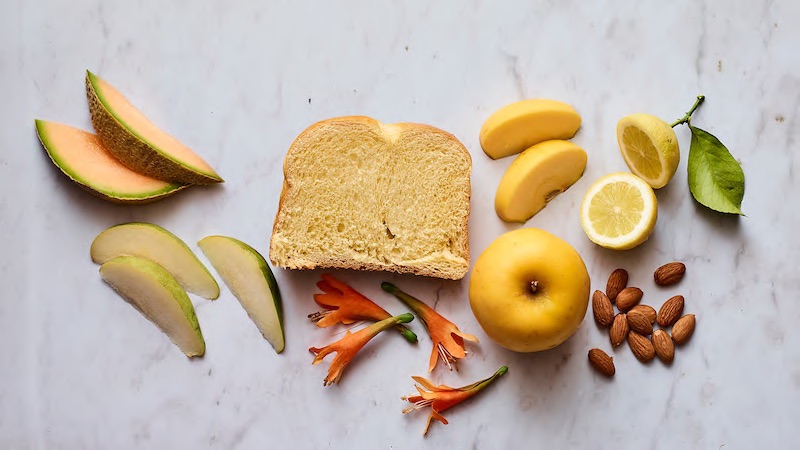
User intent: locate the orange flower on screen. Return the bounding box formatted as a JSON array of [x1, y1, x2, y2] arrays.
[[309, 313, 414, 386], [382, 282, 478, 372], [309, 275, 417, 343], [402, 365, 508, 435]]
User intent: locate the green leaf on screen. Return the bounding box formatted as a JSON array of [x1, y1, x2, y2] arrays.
[[687, 125, 745, 215]]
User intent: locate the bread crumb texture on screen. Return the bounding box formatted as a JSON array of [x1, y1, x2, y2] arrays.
[[270, 117, 471, 280]]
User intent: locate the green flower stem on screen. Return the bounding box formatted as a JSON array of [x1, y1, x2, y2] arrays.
[[671, 95, 706, 127], [378, 284, 418, 342], [465, 366, 509, 393], [366, 313, 414, 335], [381, 282, 431, 330], [397, 324, 418, 343]]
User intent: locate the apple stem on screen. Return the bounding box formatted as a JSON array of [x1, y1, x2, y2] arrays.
[[530, 281, 538, 294]]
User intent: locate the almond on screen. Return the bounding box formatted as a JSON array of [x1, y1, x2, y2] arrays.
[[628, 331, 655, 362], [671, 314, 696, 345], [654, 262, 686, 286], [615, 287, 643, 312], [606, 268, 628, 302], [657, 295, 685, 327], [592, 290, 614, 327], [652, 329, 675, 363], [627, 309, 653, 335], [630, 304, 656, 324], [588, 348, 615, 377], [609, 313, 629, 347]]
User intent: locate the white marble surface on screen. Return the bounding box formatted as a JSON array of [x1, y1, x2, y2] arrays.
[[2, 0, 799, 448]]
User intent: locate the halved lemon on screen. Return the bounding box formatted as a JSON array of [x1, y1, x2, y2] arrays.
[[580, 173, 657, 250], [617, 114, 679, 189]]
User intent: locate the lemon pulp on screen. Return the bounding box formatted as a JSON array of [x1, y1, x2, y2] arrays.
[[580, 173, 657, 250], [617, 114, 679, 189]]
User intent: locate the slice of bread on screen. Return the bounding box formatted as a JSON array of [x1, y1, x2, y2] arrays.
[[269, 116, 472, 280]]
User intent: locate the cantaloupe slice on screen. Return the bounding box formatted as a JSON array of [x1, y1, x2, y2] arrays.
[[86, 71, 223, 185], [35, 120, 187, 203]]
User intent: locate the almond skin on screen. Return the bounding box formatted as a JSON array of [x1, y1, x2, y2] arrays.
[[610, 313, 630, 347], [671, 314, 696, 345], [615, 287, 643, 312], [588, 348, 615, 377], [627, 310, 654, 335], [630, 304, 657, 324], [592, 290, 614, 327], [654, 262, 686, 286], [606, 268, 628, 302], [652, 329, 675, 363], [657, 295, 685, 327], [628, 331, 655, 362]]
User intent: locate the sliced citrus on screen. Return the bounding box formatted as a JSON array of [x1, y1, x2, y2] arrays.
[[580, 173, 657, 250], [617, 114, 679, 189]]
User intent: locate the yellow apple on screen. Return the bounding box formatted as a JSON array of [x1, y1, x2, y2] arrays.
[[479, 99, 581, 159], [495, 140, 587, 223], [469, 228, 590, 352]]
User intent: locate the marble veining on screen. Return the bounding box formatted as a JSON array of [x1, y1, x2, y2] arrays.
[[2, 0, 800, 448]]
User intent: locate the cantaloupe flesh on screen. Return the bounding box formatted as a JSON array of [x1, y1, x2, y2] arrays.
[[88, 73, 218, 178], [35, 120, 184, 201]]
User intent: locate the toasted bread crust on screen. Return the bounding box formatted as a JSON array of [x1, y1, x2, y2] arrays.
[[270, 116, 471, 280]]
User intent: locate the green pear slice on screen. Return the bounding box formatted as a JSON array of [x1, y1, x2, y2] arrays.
[[198, 236, 285, 353], [99, 256, 205, 357], [86, 70, 223, 185], [91, 223, 220, 300], [35, 120, 187, 203]]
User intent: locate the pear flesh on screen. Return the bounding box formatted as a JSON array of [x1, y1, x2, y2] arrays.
[[198, 236, 284, 353], [91, 222, 220, 300], [99, 255, 205, 357]]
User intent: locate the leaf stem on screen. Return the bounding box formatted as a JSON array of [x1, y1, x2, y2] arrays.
[[671, 95, 706, 128]]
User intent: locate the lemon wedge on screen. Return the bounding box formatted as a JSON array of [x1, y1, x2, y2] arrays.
[[617, 114, 679, 189], [580, 173, 657, 250]]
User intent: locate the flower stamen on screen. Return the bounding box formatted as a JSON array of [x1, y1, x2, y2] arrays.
[[307, 310, 332, 322], [437, 343, 456, 371], [402, 398, 434, 414]]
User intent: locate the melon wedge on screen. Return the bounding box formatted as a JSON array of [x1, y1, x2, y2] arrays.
[[99, 255, 205, 357], [91, 222, 220, 300], [198, 236, 285, 353], [86, 71, 223, 185], [35, 120, 187, 203]]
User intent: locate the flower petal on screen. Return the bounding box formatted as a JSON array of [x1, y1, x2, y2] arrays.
[[411, 376, 439, 391], [422, 409, 448, 435]]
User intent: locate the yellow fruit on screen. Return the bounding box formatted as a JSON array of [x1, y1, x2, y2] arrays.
[[480, 99, 581, 159], [469, 228, 590, 353], [617, 114, 679, 189], [495, 140, 587, 223], [580, 173, 658, 250]]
